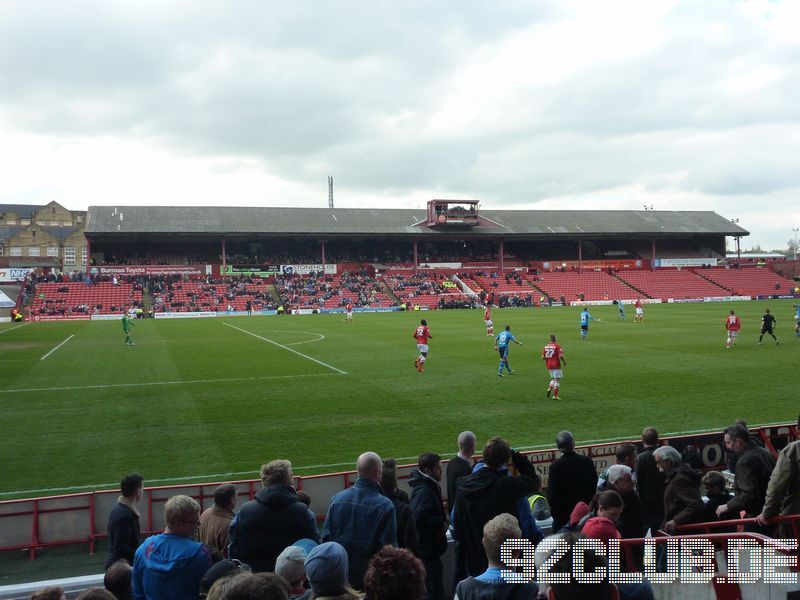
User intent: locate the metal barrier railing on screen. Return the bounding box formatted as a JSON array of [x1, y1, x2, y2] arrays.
[[1, 423, 796, 560]]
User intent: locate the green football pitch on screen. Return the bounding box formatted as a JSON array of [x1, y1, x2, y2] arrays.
[[0, 300, 797, 500]]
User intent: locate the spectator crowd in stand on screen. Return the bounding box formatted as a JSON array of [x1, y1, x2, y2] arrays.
[[26, 417, 798, 600]]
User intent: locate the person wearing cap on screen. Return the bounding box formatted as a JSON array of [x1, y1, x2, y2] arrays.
[[276, 545, 314, 599], [304, 542, 361, 600], [228, 460, 319, 572], [322, 452, 396, 590], [199, 559, 251, 599]]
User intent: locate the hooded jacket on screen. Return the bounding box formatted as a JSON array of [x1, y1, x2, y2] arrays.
[[453, 453, 539, 576], [408, 469, 448, 558], [663, 465, 706, 527], [132, 533, 213, 600], [228, 483, 319, 572]]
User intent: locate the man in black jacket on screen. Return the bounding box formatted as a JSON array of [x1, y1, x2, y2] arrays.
[[228, 459, 319, 571], [105, 473, 143, 570], [717, 424, 777, 520], [446, 431, 476, 513], [453, 437, 540, 577], [409, 453, 448, 600], [547, 431, 597, 532], [635, 426, 665, 536]]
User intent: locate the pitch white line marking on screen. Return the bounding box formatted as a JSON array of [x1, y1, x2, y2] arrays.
[[40, 334, 74, 360], [223, 322, 347, 374], [4, 420, 792, 498], [254, 329, 326, 347], [286, 333, 325, 346], [0, 372, 339, 394], [0, 323, 30, 335]]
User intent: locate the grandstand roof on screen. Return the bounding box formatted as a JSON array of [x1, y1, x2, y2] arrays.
[[85, 206, 749, 239]]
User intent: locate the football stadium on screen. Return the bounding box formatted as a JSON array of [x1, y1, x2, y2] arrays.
[[1, 200, 799, 598]]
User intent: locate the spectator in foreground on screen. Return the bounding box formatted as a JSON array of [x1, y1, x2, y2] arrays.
[[547, 431, 597, 532], [701, 471, 735, 522], [718, 424, 776, 521], [409, 453, 448, 600], [323, 452, 397, 589], [29, 587, 66, 600], [222, 572, 291, 600], [453, 513, 537, 600], [635, 427, 665, 536], [581, 491, 623, 543], [599, 465, 644, 539], [105, 473, 144, 570], [447, 431, 477, 586], [199, 483, 238, 556], [597, 444, 638, 489], [453, 437, 540, 577], [547, 533, 616, 600], [379, 458, 418, 554], [200, 559, 252, 600], [104, 559, 133, 600], [447, 432, 477, 512], [132, 495, 214, 600], [304, 541, 362, 600], [363, 546, 426, 600], [654, 446, 705, 534], [276, 544, 315, 600], [229, 460, 319, 572], [757, 437, 800, 536], [76, 590, 116, 600]]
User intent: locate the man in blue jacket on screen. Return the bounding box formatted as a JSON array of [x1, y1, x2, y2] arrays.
[[323, 451, 397, 590], [132, 495, 213, 600]]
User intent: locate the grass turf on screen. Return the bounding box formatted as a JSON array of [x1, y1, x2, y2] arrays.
[[0, 299, 797, 500]]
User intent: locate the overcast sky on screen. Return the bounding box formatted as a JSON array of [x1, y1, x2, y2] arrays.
[[1, 1, 798, 250]]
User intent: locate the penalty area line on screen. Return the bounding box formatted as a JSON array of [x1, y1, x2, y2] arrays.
[[0, 323, 30, 335], [223, 322, 347, 375], [40, 334, 74, 360], [0, 372, 340, 395]]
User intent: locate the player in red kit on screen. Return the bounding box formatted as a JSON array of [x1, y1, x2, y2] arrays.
[[542, 334, 566, 400], [344, 302, 353, 322], [725, 310, 741, 349], [413, 319, 432, 372], [483, 306, 493, 336], [634, 299, 644, 323]]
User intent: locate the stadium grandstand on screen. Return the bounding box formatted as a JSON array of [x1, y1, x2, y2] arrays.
[[4, 201, 798, 321], [6, 201, 800, 319], [5, 202, 800, 599]]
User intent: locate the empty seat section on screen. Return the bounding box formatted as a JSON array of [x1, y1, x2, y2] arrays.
[[615, 270, 729, 299], [530, 271, 639, 302], [700, 268, 797, 297]]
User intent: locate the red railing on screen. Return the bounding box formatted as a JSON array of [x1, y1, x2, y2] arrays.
[[1, 423, 797, 560]]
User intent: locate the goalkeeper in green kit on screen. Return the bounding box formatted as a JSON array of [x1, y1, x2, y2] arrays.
[[122, 314, 136, 346]]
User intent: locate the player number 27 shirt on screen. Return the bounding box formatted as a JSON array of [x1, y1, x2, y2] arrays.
[[542, 343, 563, 369]]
